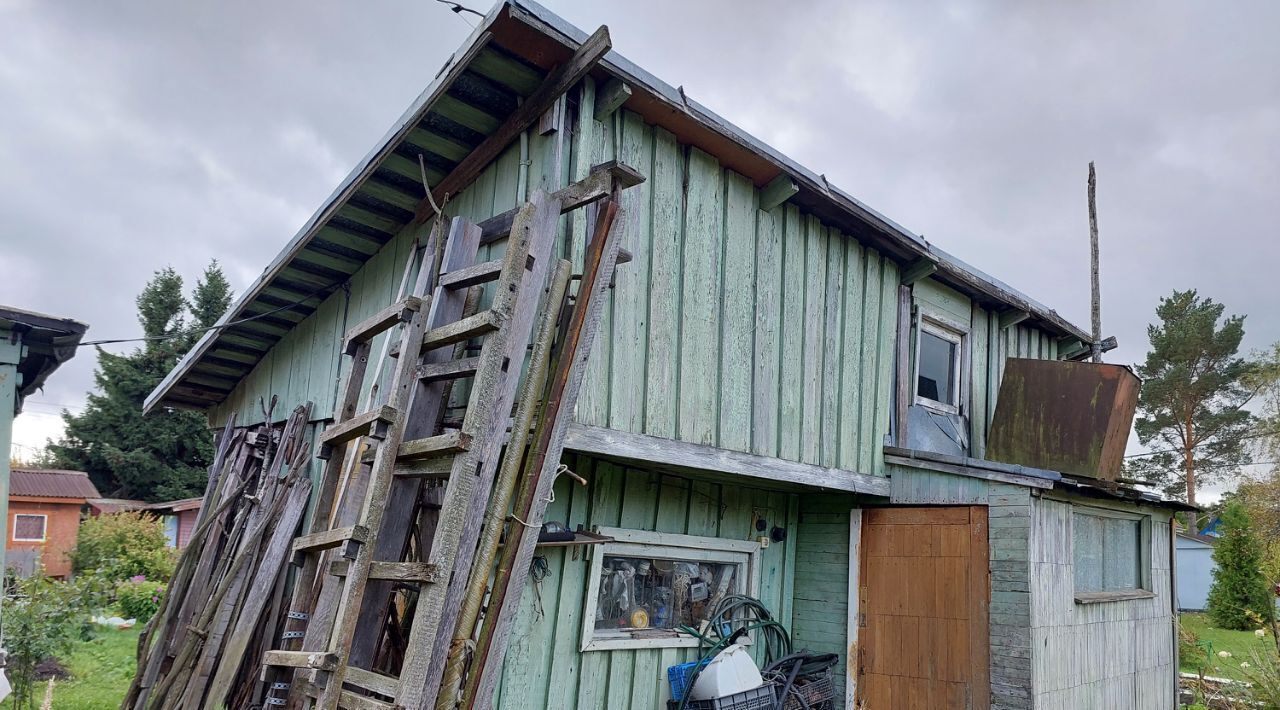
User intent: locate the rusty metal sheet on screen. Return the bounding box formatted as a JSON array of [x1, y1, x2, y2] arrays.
[[986, 359, 1139, 481]]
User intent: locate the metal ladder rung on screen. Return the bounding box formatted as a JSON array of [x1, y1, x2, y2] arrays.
[[319, 405, 397, 450], [342, 296, 424, 355], [415, 356, 480, 383], [292, 525, 369, 555], [328, 560, 442, 584], [398, 431, 471, 460], [262, 650, 338, 671], [438, 258, 504, 290], [422, 310, 499, 350]]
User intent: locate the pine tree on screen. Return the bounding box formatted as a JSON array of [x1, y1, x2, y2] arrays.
[[49, 263, 233, 501], [1207, 502, 1275, 630], [1128, 290, 1255, 508]]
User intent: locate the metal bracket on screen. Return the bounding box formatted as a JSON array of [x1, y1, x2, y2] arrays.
[[282, 631, 305, 640], [287, 611, 310, 621]]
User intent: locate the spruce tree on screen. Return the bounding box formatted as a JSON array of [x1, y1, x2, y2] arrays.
[[1129, 290, 1255, 508], [50, 263, 233, 501], [1207, 502, 1275, 630]]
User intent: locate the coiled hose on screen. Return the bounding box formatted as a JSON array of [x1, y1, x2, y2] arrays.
[[674, 594, 792, 710]]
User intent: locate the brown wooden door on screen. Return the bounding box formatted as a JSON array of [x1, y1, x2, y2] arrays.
[[856, 506, 989, 709]]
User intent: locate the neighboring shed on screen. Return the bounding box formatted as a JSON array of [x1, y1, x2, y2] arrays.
[[149, 497, 203, 549], [1175, 532, 1217, 612], [0, 306, 87, 583], [7, 468, 100, 579]]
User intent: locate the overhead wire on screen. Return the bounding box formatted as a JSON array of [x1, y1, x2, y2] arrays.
[[75, 276, 349, 349]]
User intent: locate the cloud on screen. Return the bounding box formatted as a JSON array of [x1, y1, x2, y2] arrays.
[[1, 0, 1277, 474]]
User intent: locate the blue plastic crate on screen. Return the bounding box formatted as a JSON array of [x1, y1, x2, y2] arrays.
[[667, 659, 711, 702]]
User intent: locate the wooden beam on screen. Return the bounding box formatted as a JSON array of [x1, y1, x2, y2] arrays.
[[900, 258, 938, 286], [564, 423, 891, 497], [1057, 337, 1088, 360], [593, 78, 631, 120], [759, 173, 799, 211], [999, 309, 1031, 330], [476, 160, 645, 245], [883, 447, 1058, 490], [414, 25, 612, 223]]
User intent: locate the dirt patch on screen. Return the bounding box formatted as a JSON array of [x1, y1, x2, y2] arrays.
[[34, 656, 70, 681]]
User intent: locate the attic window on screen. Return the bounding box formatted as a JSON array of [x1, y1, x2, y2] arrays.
[[13, 514, 47, 542], [915, 318, 964, 413]]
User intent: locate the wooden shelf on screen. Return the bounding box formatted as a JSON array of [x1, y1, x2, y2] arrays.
[[534, 530, 614, 548]]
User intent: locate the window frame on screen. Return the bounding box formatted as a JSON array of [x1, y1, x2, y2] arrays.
[[1071, 505, 1154, 604], [12, 513, 48, 542], [913, 312, 969, 416], [581, 527, 761, 652]]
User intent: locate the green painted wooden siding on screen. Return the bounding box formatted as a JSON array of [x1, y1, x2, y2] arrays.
[[791, 495, 856, 708], [490, 455, 800, 709]]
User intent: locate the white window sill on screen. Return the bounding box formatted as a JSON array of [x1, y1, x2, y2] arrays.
[[1074, 590, 1156, 605]]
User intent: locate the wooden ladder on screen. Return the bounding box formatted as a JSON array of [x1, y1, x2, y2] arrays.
[[260, 190, 565, 710]]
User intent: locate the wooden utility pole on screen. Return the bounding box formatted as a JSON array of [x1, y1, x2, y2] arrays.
[[1088, 162, 1102, 363]]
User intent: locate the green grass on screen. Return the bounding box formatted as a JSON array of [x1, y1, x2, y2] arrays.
[[1180, 612, 1272, 681], [1, 625, 142, 709]]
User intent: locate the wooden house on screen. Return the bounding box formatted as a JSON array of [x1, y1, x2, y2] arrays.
[[0, 306, 88, 581], [88, 497, 204, 549], [144, 3, 1190, 707], [6, 468, 100, 579]]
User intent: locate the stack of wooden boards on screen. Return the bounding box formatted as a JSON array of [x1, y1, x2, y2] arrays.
[[124, 404, 316, 709]]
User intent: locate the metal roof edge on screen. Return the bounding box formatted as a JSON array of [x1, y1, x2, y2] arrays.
[[144, 5, 508, 414]]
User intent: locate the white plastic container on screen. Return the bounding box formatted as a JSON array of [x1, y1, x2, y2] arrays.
[[688, 642, 765, 700]]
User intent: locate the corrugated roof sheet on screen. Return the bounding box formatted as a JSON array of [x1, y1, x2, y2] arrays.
[[11, 469, 101, 500]]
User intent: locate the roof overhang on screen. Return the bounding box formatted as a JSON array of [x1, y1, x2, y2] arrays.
[[0, 306, 88, 414], [147, 0, 1096, 412]]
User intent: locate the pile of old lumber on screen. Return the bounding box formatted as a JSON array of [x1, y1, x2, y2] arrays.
[[123, 403, 315, 709]]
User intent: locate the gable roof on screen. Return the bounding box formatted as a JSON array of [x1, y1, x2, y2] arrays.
[[10, 469, 101, 501], [146, 0, 1095, 413]]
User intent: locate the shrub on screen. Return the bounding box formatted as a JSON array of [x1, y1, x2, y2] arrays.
[[2, 571, 80, 708], [1207, 502, 1275, 630], [69, 511, 175, 582], [116, 577, 166, 622]]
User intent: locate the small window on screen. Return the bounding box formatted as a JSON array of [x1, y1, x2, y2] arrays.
[[915, 318, 965, 413], [582, 528, 760, 652], [13, 514, 47, 542], [1073, 508, 1150, 601]]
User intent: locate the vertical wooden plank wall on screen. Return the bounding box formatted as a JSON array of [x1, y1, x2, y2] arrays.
[[791, 494, 857, 708], [1028, 498, 1176, 710], [489, 455, 797, 709], [568, 101, 901, 477]]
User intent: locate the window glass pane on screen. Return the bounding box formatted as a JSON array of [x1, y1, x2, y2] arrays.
[[13, 515, 45, 541], [917, 330, 957, 405], [1103, 517, 1141, 590], [1073, 513, 1103, 592], [595, 556, 738, 634]]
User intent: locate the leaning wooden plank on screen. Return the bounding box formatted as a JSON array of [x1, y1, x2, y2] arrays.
[[203, 474, 312, 708], [339, 690, 397, 710], [465, 196, 626, 710], [413, 25, 612, 223], [401, 191, 565, 708]]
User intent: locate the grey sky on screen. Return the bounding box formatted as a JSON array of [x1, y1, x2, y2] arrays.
[[3, 0, 1277, 481]]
